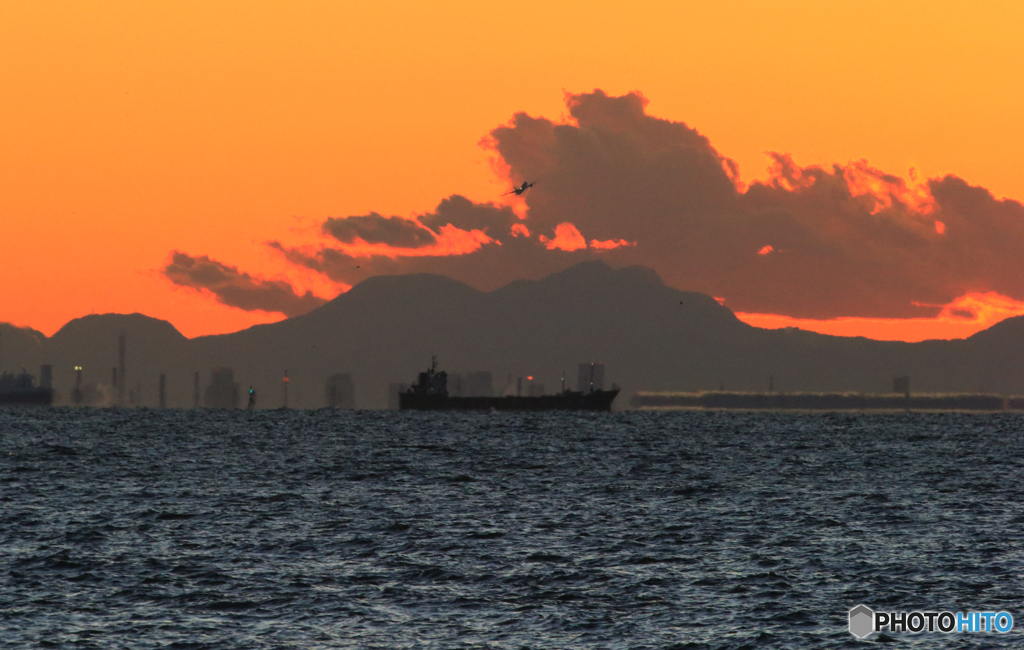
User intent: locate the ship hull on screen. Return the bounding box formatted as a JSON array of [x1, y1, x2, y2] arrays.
[[0, 389, 54, 406], [400, 390, 618, 412]]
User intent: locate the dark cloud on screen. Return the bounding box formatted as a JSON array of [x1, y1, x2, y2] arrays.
[[164, 252, 328, 317], [417, 195, 518, 239], [267, 237, 601, 291], [484, 89, 1024, 318], [267, 193, 584, 291], [323, 213, 437, 248], [319, 195, 518, 251]]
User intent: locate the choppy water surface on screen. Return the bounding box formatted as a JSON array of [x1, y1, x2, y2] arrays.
[[2, 408, 1024, 648]]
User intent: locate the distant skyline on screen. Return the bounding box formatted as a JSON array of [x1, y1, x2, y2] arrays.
[[4, 2, 1024, 342]]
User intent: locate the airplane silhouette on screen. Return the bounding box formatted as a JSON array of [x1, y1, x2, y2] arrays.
[[503, 181, 535, 196]]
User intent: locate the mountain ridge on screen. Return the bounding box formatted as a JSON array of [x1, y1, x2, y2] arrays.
[[2, 261, 1023, 407]]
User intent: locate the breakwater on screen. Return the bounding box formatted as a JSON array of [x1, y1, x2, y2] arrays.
[[631, 391, 1024, 411]]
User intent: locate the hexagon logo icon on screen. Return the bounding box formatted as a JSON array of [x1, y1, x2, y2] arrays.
[[849, 604, 874, 639]]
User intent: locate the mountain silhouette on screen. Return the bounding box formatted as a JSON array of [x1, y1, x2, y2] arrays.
[[4, 261, 1024, 408], [0, 323, 47, 375]]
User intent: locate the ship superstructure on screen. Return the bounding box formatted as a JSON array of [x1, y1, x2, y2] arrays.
[[399, 357, 618, 411]]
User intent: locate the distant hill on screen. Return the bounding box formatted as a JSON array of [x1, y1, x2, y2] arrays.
[[3, 262, 1024, 408], [0, 323, 47, 376]]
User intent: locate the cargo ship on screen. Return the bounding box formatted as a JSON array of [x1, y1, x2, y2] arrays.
[[0, 370, 54, 406], [399, 358, 618, 411]]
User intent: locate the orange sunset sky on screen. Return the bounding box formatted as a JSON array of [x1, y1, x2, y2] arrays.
[[3, 1, 1024, 341]]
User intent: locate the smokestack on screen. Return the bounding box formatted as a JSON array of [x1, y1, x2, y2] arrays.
[[159, 374, 166, 408], [73, 366, 83, 405], [283, 370, 289, 408], [193, 371, 200, 408], [117, 329, 126, 407]]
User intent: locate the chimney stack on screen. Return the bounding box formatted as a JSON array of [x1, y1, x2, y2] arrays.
[[73, 366, 83, 405]]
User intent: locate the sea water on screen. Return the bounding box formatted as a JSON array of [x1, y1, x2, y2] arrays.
[[2, 408, 1023, 648]]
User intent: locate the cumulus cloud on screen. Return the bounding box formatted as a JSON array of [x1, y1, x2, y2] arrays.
[[182, 89, 1024, 321], [164, 252, 328, 317], [539, 223, 587, 251], [483, 89, 1024, 318]]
